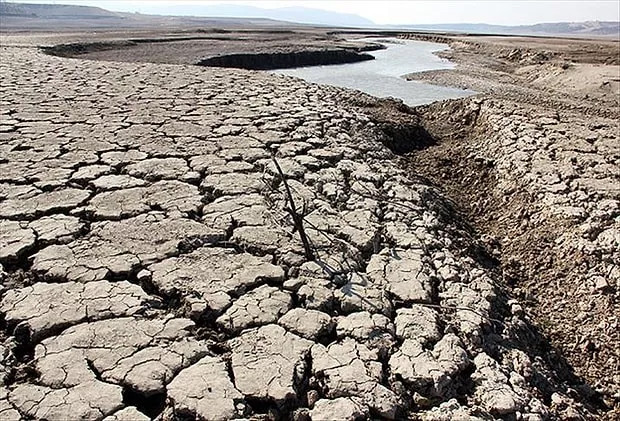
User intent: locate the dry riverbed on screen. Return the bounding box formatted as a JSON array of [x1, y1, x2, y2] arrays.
[[0, 29, 618, 420]]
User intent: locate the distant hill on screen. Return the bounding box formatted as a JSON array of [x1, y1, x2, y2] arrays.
[[112, 4, 373, 27], [0, 2, 372, 29], [0, 2, 293, 31], [524, 21, 619, 36], [394, 21, 620, 37], [0, 2, 120, 19]]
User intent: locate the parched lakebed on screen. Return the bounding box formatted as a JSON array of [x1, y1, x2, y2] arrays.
[[0, 34, 611, 421]]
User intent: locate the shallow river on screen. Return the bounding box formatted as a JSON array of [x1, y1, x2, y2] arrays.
[[274, 38, 474, 106]]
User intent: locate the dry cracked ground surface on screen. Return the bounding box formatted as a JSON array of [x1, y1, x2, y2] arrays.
[[0, 41, 614, 420], [400, 35, 619, 417]]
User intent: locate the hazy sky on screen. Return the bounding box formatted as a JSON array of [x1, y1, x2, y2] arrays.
[[16, 1, 620, 25]]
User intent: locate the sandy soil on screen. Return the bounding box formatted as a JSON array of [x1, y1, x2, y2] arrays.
[[404, 34, 619, 119]]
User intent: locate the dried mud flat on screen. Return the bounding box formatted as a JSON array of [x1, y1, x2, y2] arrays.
[[0, 29, 618, 421]]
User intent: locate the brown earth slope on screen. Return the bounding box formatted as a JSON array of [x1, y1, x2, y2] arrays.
[[402, 33, 620, 417]]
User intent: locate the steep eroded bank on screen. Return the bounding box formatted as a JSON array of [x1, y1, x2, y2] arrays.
[[404, 33, 620, 120], [401, 96, 619, 416], [197, 49, 375, 70]]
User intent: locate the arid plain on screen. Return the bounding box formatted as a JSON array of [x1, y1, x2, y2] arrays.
[[0, 22, 618, 421]]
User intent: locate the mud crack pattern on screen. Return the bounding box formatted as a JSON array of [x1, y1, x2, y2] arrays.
[[0, 46, 601, 420]]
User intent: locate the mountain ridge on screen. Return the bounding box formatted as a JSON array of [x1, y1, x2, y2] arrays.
[[0, 2, 120, 18]]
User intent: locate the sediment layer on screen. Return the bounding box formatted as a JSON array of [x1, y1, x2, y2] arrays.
[[197, 49, 374, 70]]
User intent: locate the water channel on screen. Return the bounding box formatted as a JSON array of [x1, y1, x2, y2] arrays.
[[274, 38, 474, 106]]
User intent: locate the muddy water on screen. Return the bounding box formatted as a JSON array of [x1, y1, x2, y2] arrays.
[[274, 38, 474, 106]]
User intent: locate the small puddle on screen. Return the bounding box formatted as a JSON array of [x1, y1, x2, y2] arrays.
[[273, 38, 474, 106]]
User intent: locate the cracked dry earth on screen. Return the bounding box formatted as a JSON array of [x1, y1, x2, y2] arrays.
[[0, 45, 606, 421]]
